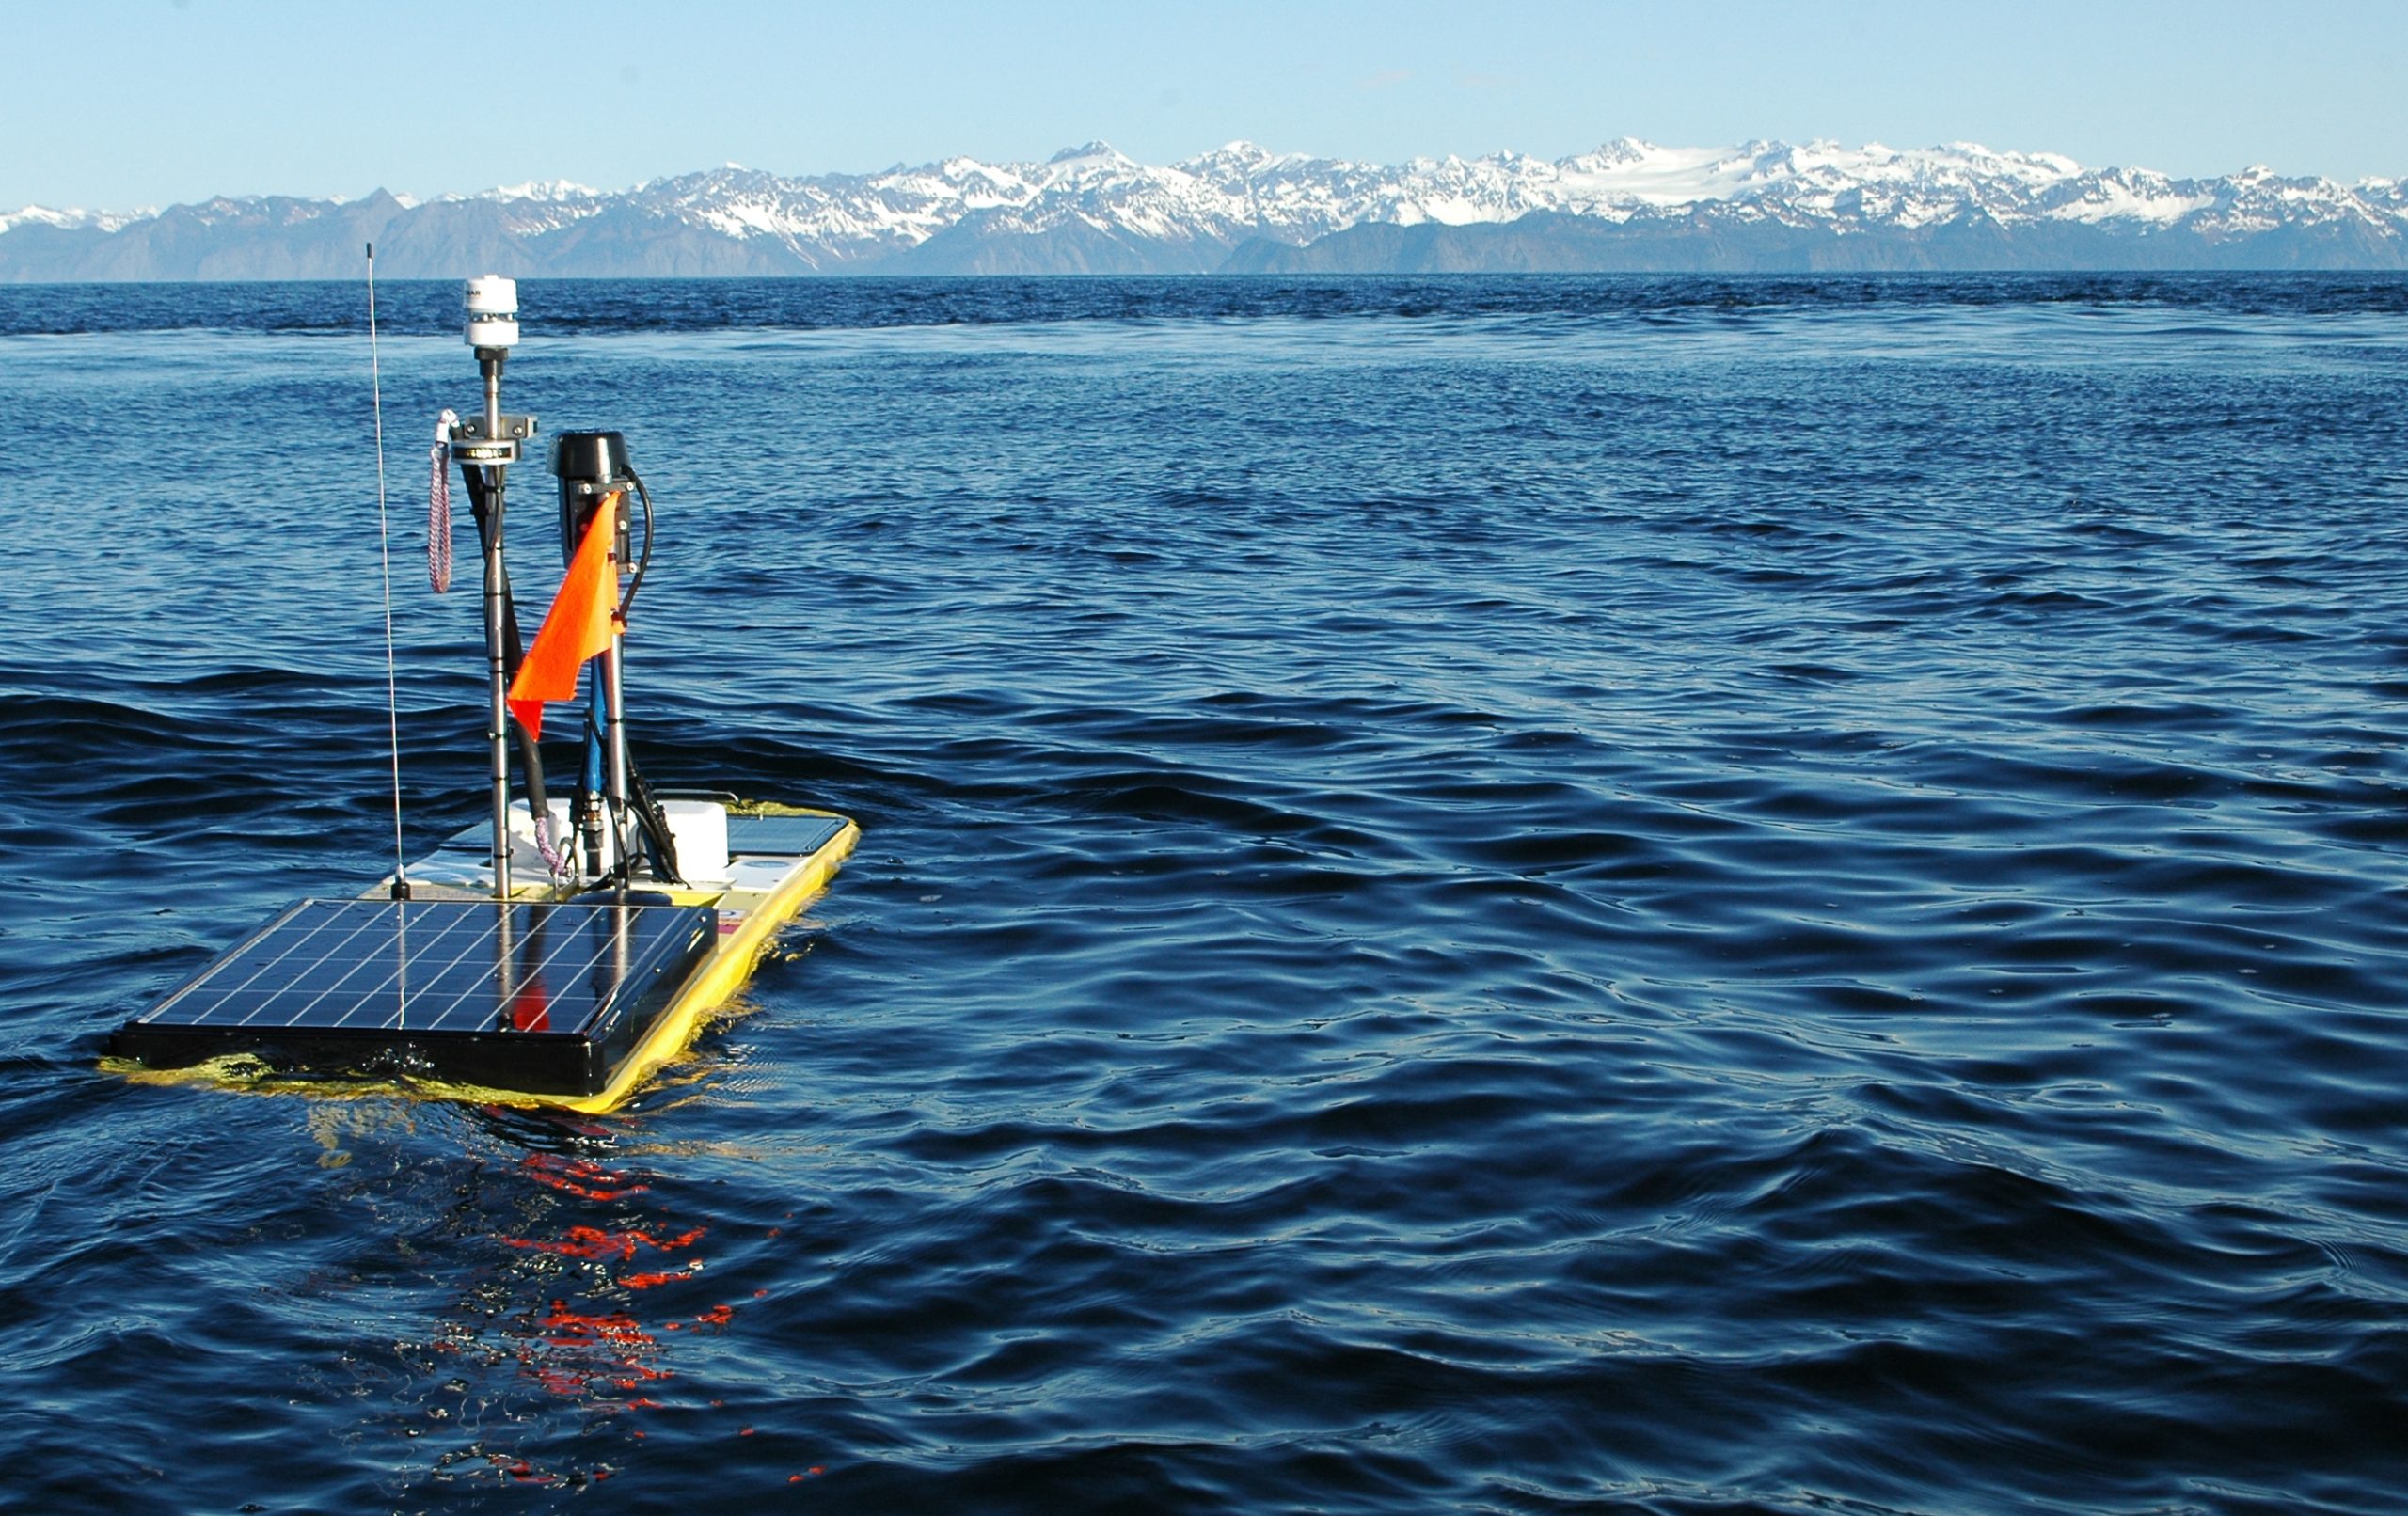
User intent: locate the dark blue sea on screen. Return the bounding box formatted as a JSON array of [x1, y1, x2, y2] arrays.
[[3, 274, 2406, 1514]]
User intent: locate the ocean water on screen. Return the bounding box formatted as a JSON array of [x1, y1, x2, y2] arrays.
[[2, 274, 2406, 1513]]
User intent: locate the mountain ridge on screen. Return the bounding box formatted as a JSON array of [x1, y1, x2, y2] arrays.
[[6, 139, 2405, 279]]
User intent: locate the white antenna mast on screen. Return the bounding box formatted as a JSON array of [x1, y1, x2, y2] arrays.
[[368, 243, 409, 902]]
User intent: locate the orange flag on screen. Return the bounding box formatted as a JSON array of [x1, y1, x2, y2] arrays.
[[507, 490, 621, 740]]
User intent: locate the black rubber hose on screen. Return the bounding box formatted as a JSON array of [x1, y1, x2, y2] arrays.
[[462, 464, 551, 829], [620, 467, 656, 616]]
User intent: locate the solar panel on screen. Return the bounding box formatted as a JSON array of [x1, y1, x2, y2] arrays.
[[728, 813, 848, 859], [115, 897, 718, 1095]]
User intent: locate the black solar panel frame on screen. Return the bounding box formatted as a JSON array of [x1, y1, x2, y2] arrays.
[[115, 897, 719, 1095]]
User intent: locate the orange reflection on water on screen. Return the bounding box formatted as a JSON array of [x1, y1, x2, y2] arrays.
[[521, 1150, 652, 1202]]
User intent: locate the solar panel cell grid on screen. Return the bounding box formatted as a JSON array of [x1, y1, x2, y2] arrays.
[[135, 898, 715, 1042]]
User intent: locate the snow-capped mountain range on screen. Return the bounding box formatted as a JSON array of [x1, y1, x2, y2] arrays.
[[4, 139, 2403, 279]]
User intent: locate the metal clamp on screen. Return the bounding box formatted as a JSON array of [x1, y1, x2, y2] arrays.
[[451, 412, 539, 465]]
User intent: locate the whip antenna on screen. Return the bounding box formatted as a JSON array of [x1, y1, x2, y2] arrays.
[[368, 243, 411, 903]]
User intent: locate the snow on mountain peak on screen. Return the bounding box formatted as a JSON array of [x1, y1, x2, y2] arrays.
[[572, 139, 2403, 256], [0, 202, 154, 234], [1182, 140, 1293, 173], [11, 138, 2399, 277], [1570, 139, 1662, 168], [483, 179, 603, 203], [0, 205, 76, 234]]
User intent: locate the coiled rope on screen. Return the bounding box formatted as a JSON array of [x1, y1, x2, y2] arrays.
[[428, 409, 456, 593], [531, 807, 571, 880]]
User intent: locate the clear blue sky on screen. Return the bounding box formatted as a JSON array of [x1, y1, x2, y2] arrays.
[[6, 0, 2402, 209]]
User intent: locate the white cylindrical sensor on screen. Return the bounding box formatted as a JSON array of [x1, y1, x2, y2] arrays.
[[465, 274, 516, 313], [465, 274, 519, 348]]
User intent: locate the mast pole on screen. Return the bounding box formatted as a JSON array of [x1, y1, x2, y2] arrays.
[[606, 626, 627, 887], [455, 276, 534, 901], [480, 421, 511, 901]]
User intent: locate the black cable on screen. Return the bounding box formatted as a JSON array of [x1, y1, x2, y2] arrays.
[[464, 463, 552, 833], [621, 466, 656, 616]]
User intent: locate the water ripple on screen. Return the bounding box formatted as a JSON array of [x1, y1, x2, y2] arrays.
[[1, 276, 2405, 1512]]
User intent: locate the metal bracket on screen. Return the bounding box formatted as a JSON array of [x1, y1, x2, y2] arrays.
[[452, 412, 538, 465]]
